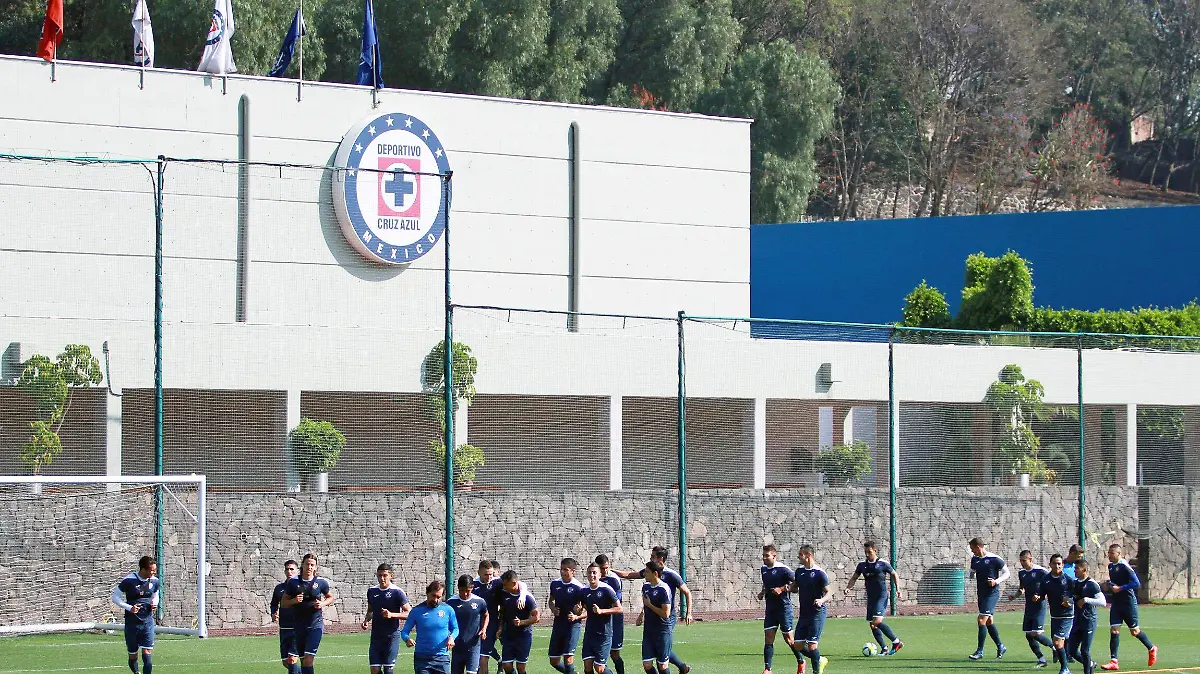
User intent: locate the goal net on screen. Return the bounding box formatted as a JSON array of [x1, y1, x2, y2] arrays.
[[0, 475, 207, 637]]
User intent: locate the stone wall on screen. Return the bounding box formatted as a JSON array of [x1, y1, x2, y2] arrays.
[[0, 486, 1193, 631]]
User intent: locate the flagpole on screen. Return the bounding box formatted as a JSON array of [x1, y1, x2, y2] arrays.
[[370, 0, 379, 108], [297, 0, 304, 101]]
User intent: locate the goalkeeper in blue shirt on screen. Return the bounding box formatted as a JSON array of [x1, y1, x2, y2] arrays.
[[403, 580, 460, 674]]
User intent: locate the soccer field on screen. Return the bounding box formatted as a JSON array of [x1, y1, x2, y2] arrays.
[[2, 604, 1198, 674]]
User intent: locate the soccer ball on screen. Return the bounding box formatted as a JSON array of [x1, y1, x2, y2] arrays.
[[862, 642, 880, 657]]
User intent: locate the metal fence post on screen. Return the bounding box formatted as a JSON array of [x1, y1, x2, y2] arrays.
[[888, 328, 898, 615], [677, 311, 688, 600], [154, 156, 166, 621], [443, 172, 456, 587], [1078, 336, 1085, 548]]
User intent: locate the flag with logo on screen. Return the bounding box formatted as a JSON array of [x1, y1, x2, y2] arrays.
[[355, 0, 383, 88], [197, 0, 237, 74], [36, 0, 63, 62], [132, 0, 154, 67], [267, 7, 305, 77]]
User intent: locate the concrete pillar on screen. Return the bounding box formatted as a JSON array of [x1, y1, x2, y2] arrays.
[[754, 397, 766, 489], [1126, 404, 1138, 487], [455, 402, 469, 448], [609, 395, 622, 490], [106, 390, 122, 492], [286, 389, 301, 492]]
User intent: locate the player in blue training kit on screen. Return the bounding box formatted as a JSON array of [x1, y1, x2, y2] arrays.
[[271, 559, 300, 674], [1035, 554, 1076, 674], [793, 544, 831, 674], [617, 546, 693, 673], [1012, 550, 1054, 668], [498, 570, 540, 674], [638, 561, 675, 674], [112, 555, 160, 674], [1067, 559, 1106, 674], [548, 558, 587, 674], [363, 563, 412, 674], [1100, 543, 1158, 670], [596, 555, 628, 674], [968, 538, 1009, 660], [759, 543, 803, 674], [580, 562, 623, 674], [281, 553, 335, 674], [447, 574, 489, 674], [845, 541, 904, 657], [475, 560, 533, 674], [403, 580, 460, 674]]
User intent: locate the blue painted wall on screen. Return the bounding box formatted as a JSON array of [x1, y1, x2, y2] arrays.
[[750, 205, 1200, 324]]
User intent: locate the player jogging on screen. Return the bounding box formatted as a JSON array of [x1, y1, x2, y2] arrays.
[[596, 555, 628, 674], [616, 546, 693, 673], [281, 553, 335, 674], [1100, 543, 1157, 670], [363, 563, 412, 674], [637, 561, 674, 674], [758, 543, 803, 674], [270, 559, 300, 674], [446, 574, 489, 674], [402, 580, 459, 674], [580, 562, 623, 674], [499, 570, 540, 674], [548, 558, 587, 674], [968, 537, 1009, 660], [111, 555, 160, 674], [844, 541, 904, 657], [1034, 554, 1075, 674], [1012, 550, 1054, 668], [793, 544, 830, 674], [1068, 559, 1106, 674]]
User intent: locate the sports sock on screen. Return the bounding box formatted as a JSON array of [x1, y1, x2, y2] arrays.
[[765, 643, 775, 669], [301, 666, 315, 674], [977, 625, 987, 651], [669, 654, 687, 671], [871, 626, 888, 651], [1110, 632, 1119, 659], [1135, 631, 1153, 649], [383, 667, 393, 674], [1027, 634, 1045, 658], [1037, 634, 1054, 648], [612, 655, 626, 674], [127, 658, 139, 674], [551, 663, 566, 673], [879, 623, 898, 642], [141, 653, 152, 674], [806, 648, 821, 672], [288, 664, 301, 674], [1055, 647, 1068, 673], [791, 643, 804, 662], [987, 623, 1002, 646], [565, 663, 577, 674]]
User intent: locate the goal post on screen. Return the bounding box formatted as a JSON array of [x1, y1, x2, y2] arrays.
[[0, 474, 207, 638]]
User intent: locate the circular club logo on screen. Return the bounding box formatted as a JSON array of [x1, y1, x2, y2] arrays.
[[333, 112, 451, 265]]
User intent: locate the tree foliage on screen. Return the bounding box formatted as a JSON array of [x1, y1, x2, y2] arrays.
[[984, 364, 1057, 484], [16, 344, 102, 475], [901, 280, 951, 329]]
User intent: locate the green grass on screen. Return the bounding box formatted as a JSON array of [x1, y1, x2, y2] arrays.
[[2, 603, 1199, 673]]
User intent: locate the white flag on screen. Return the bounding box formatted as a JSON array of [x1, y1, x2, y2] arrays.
[[197, 0, 237, 75], [131, 0, 154, 67]]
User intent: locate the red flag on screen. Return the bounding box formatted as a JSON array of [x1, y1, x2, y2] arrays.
[[37, 0, 63, 62]]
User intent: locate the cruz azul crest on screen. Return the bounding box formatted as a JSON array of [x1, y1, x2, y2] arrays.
[[333, 112, 451, 265]]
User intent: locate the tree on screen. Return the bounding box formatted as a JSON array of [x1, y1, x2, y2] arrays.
[[1030, 104, 1113, 210], [901, 280, 951, 329], [956, 251, 1035, 331], [16, 345, 102, 475], [697, 40, 838, 223], [815, 440, 872, 486], [422, 340, 486, 485], [601, 0, 741, 110], [984, 365, 1056, 483]]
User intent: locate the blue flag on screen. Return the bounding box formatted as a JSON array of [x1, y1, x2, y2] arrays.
[[268, 8, 304, 78], [355, 0, 383, 88]]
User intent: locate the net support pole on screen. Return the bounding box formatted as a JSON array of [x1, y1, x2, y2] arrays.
[[154, 156, 166, 621], [888, 329, 898, 616], [196, 474, 207, 637], [1077, 336, 1085, 548], [443, 172, 455, 588], [676, 311, 688, 604]]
